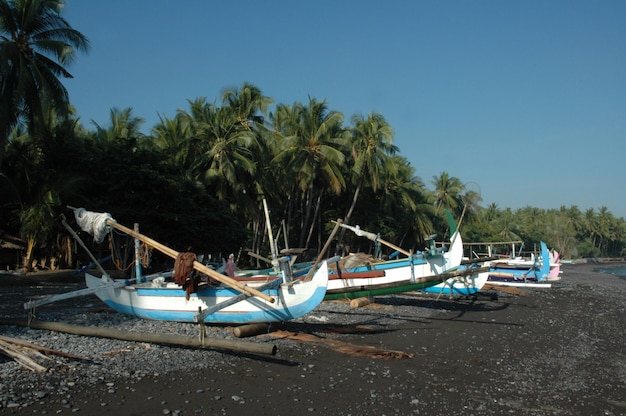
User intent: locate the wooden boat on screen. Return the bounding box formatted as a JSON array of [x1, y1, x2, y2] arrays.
[[70, 208, 328, 324], [547, 250, 562, 281], [85, 261, 328, 324], [487, 241, 552, 288], [323, 218, 464, 300]]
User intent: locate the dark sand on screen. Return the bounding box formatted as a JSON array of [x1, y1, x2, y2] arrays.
[[1, 262, 625, 415]]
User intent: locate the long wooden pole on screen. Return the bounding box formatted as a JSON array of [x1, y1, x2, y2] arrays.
[[375, 237, 411, 257], [0, 318, 277, 355], [306, 219, 343, 281], [334, 221, 412, 257], [262, 198, 279, 271], [105, 220, 275, 303], [22, 271, 169, 310], [61, 219, 109, 278]]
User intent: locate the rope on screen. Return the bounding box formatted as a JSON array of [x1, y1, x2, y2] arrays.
[[108, 230, 151, 271]]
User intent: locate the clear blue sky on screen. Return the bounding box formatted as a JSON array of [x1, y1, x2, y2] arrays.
[[62, 0, 626, 219]]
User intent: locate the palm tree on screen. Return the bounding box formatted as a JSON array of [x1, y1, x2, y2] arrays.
[[378, 154, 434, 248], [3, 121, 84, 270], [582, 208, 599, 248], [92, 107, 145, 143], [342, 112, 396, 228], [270, 98, 347, 248], [496, 208, 522, 243], [180, 97, 261, 213], [431, 171, 464, 216], [0, 0, 89, 171], [221, 82, 273, 127], [151, 112, 194, 173]]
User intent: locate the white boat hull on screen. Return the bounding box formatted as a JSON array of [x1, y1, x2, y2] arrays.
[[85, 262, 329, 324], [326, 230, 464, 296]]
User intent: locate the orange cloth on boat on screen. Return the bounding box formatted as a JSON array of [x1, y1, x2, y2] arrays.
[[173, 252, 198, 299]]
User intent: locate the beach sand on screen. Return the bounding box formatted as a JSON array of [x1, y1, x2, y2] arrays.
[[1, 262, 625, 415]]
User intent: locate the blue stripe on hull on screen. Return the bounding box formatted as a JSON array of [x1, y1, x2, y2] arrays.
[[423, 286, 481, 295]]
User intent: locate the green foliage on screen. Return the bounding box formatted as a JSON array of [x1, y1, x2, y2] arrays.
[[576, 239, 602, 258], [74, 136, 246, 258], [2, 3, 625, 272], [0, 0, 90, 170], [1, 43, 625, 268]]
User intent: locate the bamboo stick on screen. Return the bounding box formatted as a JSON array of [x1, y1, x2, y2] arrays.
[[62, 219, 109, 278], [0, 335, 91, 360], [105, 219, 275, 303], [262, 198, 279, 271], [306, 219, 343, 281], [0, 339, 47, 372], [334, 221, 411, 257], [0, 318, 277, 356]]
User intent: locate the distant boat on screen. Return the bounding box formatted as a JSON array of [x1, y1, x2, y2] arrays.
[[547, 249, 562, 281], [487, 241, 553, 288], [323, 213, 464, 300]]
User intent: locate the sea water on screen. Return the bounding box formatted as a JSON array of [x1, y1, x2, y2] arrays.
[[596, 265, 626, 280]]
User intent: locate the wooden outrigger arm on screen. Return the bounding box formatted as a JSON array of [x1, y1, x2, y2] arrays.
[[104, 219, 275, 303], [23, 271, 171, 310], [68, 207, 274, 304], [333, 221, 412, 257]]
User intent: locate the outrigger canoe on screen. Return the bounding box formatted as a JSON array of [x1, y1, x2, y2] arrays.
[[324, 216, 464, 300], [487, 241, 552, 288], [85, 262, 328, 324], [72, 208, 328, 324]]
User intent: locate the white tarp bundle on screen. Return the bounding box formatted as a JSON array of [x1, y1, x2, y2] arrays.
[[340, 223, 378, 242], [74, 208, 113, 243]]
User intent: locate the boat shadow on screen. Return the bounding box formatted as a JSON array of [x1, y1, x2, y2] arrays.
[[372, 291, 533, 326], [216, 348, 302, 367], [375, 292, 509, 313], [281, 320, 397, 337], [314, 290, 536, 329]]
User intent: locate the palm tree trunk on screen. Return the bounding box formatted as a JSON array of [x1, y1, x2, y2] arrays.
[[304, 192, 322, 250], [299, 185, 315, 247], [22, 239, 36, 272], [336, 176, 364, 248]]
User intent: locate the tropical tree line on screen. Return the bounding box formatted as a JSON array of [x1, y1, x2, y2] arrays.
[[1, 0, 624, 272]]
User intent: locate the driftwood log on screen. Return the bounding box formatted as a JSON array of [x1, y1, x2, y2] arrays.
[[0, 337, 49, 372], [232, 323, 281, 338], [0, 335, 91, 372], [0, 318, 277, 356], [270, 330, 415, 360]]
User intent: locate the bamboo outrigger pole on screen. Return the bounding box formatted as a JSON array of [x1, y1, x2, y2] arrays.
[[305, 219, 343, 281], [61, 219, 109, 278], [69, 207, 274, 303], [262, 198, 279, 272], [104, 219, 275, 303], [333, 221, 412, 257]]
